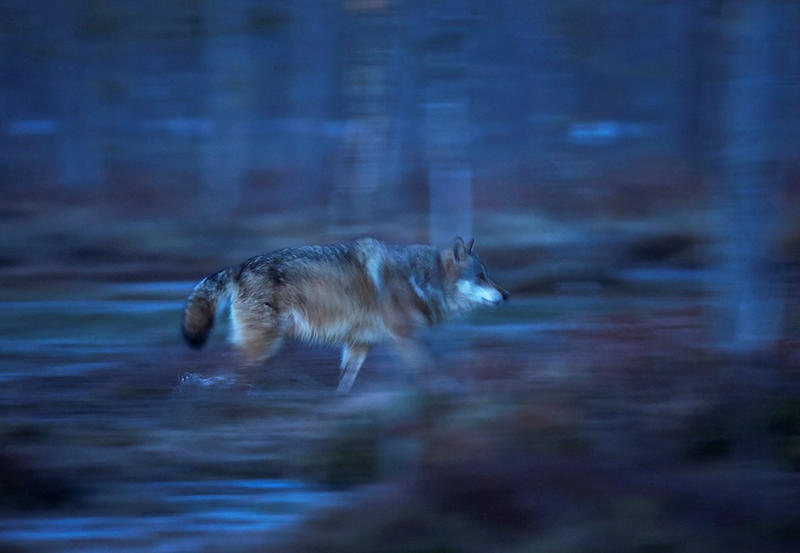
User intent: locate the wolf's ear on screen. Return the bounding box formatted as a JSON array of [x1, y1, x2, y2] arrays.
[[451, 236, 468, 263], [442, 236, 468, 272], [466, 237, 475, 253]]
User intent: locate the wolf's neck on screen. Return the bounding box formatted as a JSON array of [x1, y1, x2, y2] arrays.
[[403, 248, 463, 324]]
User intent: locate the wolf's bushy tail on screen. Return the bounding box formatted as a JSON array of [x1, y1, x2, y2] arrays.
[[182, 265, 237, 349]]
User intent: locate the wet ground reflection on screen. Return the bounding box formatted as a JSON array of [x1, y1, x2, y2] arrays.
[[1, 479, 344, 552]]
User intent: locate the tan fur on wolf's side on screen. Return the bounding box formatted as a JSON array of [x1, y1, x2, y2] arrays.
[[182, 237, 508, 392]]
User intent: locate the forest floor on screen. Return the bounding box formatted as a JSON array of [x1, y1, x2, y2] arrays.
[[1, 207, 799, 553]]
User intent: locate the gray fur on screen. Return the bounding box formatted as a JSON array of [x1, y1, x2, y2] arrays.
[[181, 237, 508, 391]]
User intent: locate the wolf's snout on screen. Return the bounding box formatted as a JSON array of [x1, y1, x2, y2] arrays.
[[500, 288, 510, 301]]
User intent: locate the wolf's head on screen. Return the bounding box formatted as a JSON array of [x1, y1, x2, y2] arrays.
[[441, 237, 509, 309]]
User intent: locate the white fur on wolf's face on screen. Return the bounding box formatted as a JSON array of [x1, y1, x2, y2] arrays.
[[456, 279, 503, 306]]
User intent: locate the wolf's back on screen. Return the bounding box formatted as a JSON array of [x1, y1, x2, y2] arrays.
[[182, 265, 237, 349]]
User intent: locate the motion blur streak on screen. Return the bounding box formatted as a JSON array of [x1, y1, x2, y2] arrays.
[[1, 1, 799, 552]]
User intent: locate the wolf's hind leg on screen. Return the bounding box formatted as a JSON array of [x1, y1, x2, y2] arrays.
[[231, 319, 284, 366], [230, 299, 286, 366], [240, 334, 283, 367], [237, 329, 284, 366], [337, 344, 369, 394]]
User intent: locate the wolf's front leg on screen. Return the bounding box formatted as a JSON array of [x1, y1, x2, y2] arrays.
[[392, 336, 441, 391], [392, 337, 434, 374], [337, 344, 370, 393], [393, 337, 462, 393]]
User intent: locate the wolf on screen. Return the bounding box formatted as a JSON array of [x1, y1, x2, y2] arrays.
[[181, 237, 508, 392]]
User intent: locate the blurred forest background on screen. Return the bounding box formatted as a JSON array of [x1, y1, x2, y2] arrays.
[[1, 1, 800, 552]]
